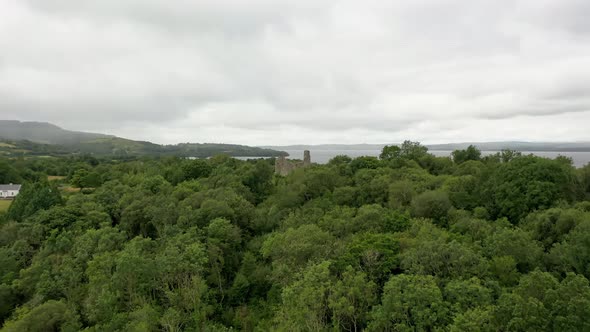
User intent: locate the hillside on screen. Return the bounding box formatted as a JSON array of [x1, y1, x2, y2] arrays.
[[0, 121, 286, 158], [0, 140, 69, 157], [0, 120, 110, 145]]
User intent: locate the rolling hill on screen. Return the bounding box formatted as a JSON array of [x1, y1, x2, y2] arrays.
[[0, 121, 286, 158], [0, 120, 110, 145]]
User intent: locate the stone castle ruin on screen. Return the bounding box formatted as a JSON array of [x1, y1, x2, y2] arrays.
[[275, 150, 311, 175]]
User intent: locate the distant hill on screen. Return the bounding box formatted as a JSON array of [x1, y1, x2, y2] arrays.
[[426, 141, 590, 152], [261, 144, 386, 151], [0, 120, 110, 145], [0, 120, 286, 158], [263, 142, 590, 152]]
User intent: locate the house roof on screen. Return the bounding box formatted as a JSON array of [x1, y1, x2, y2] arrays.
[[0, 184, 21, 191]]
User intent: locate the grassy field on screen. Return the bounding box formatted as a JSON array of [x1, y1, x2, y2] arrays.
[[0, 200, 12, 212], [61, 186, 81, 193], [48, 175, 67, 181]]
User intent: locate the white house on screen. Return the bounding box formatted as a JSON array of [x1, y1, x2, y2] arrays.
[[0, 184, 21, 199]]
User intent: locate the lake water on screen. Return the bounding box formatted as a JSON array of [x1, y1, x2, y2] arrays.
[[278, 149, 590, 168]]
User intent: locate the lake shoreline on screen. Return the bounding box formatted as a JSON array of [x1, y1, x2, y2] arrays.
[[238, 149, 590, 168]]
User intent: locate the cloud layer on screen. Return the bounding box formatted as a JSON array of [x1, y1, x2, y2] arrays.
[[1, 0, 590, 144]]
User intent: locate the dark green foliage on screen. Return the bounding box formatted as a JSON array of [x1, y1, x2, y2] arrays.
[[388, 180, 416, 208], [336, 232, 400, 284], [0, 160, 21, 184], [70, 169, 102, 189], [452, 145, 482, 164], [241, 160, 274, 203], [379, 145, 401, 160], [580, 163, 590, 198], [182, 159, 213, 180], [399, 140, 429, 162], [7, 182, 62, 222], [1, 143, 589, 331], [411, 190, 452, 224], [348, 156, 381, 173], [482, 155, 579, 222]]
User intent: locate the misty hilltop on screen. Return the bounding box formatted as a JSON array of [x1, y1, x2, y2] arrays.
[[0, 120, 110, 146]]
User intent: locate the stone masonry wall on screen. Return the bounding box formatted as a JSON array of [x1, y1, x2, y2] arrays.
[[275, 150, 311, 175]]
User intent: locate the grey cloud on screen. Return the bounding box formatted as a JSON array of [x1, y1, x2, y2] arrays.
[[520, 0, 590, 37], [24, 0, 325, 38], [1, 0, 590, 144]]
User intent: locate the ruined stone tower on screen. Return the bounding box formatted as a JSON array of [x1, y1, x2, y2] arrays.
[[275, 150, 311, 175], [303, 150, 311, 166]]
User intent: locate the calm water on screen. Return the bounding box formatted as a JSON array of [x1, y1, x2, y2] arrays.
[[278, 149, 590, 168]]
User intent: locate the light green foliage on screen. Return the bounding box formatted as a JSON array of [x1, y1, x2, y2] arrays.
[[401, 230, 486, 279], [261, 224, 335, 284], [276, 261, 332, 331], [546, 273, 590, 331], [489, 256, 520, 286], [369, 274, 448, 331], [1, 300, 80, 332], [329, 267, 377, 332], [206, 218, 241, 304], [0, 200, 11, 213], [473, 206, 489, 219], [450, 307, 495, 332], [493, 271, 590, 331]]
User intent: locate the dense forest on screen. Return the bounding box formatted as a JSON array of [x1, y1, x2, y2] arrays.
[[1, 141, 590, 331], [0, 138, 286, 159]]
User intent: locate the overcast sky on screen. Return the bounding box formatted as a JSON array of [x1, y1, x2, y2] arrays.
[[1, 0, 590, 145]]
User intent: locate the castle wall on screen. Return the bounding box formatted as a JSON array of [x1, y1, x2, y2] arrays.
[[275, 150, 311, 175]]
